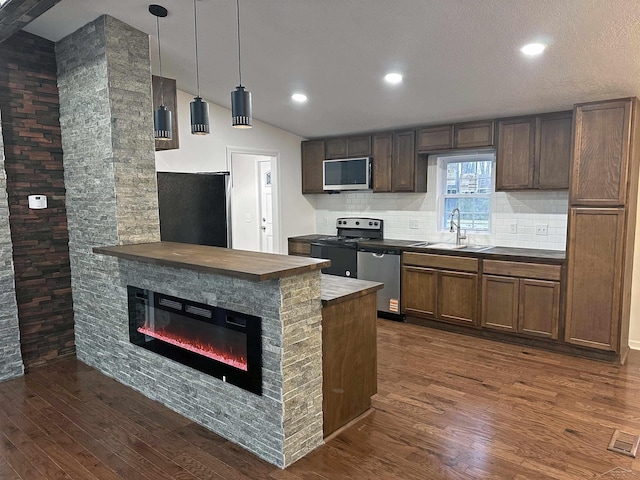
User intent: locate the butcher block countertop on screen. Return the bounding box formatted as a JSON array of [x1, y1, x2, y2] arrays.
[[321, 274, 383, 307], [93, 242, 330, 281]]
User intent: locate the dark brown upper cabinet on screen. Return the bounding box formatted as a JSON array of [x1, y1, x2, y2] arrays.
[[535, 112, 573, 189], [301, 140, 325, 194], [372, 133, 393, 192], [325, 135, 372, 159], [453, 121, 495, 149], [417, 125, 453, 152], [392, 130, 426, 192], [571, 99, 633, 206], [496, 117, 536, 190], [496, 111, 572, 191], [417, 121, 494, 153]]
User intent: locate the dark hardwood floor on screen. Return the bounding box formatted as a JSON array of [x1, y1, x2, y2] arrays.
[[1, 320, 640, 479]]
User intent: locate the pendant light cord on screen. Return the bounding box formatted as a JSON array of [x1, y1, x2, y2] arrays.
[[236, 0, 242, 87], [193, 0, 201, 97], [156, 15, 165, 106]]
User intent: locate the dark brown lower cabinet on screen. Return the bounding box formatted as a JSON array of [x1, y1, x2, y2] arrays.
[[438, 271, 477, 325], [565, 207, 625, 351], [482, 274, 559, 339], [401, 266, 437, 317], [401, 258, 478, 326]]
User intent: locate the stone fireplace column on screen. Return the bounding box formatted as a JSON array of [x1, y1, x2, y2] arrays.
[[55, 15, 159, 369], [0, 111, 24, 381]]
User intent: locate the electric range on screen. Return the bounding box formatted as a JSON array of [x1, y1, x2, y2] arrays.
[[310, 217, 383, 278]]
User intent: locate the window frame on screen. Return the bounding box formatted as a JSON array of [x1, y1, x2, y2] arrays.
[[436, 152, 495, 235]]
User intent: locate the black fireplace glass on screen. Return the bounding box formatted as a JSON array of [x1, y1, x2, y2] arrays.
[[127, 286, 262, 395]]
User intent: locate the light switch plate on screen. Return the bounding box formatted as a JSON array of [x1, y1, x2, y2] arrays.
[[509, 221, 517, 234], [410, 219, 419, 229]]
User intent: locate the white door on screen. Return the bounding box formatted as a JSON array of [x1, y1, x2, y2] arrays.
[[259, 160, 273, 253]]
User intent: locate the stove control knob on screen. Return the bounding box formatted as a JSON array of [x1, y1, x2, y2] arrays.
[[345, 270, 351, 277], [355, 221, 360, 225], [369, 221, 373, 226], [338, 220, 342, 225], [374, 222, 379, 226]]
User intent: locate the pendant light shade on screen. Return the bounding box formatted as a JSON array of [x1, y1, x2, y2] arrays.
[[190, 0, 209, 135], [231, 86, 252, 128], [154, 104, 172, 139], [150, 4, 172, 140], [190, 97, 210, 134], [231, 0, 252, 128]]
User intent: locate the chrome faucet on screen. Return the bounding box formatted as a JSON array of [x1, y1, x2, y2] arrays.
[[449, 208, 467, 246]]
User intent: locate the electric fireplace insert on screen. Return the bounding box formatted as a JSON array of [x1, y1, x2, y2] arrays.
[[127, 286, 262, 395]]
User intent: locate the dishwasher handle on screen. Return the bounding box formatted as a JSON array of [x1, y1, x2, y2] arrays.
[[357, 246, 402, 256]]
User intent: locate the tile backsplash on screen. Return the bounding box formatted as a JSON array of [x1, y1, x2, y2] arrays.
[[309, 161, 568, 250]]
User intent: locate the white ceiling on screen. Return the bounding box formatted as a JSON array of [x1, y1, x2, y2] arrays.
[[22, 0, 640, 139]]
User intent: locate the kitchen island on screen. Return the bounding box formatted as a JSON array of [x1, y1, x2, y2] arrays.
[[92, 242, 380, 467]]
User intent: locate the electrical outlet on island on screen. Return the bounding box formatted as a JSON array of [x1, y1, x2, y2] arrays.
[[410, 219, 419, 229]]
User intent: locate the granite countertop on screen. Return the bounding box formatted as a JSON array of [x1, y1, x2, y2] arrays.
[[321, 274, 383, 307], [289, 235, 565, 263], [94, 242, 330, 281]]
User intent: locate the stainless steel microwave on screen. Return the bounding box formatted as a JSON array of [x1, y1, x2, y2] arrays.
[[322, 157, 372, 191]]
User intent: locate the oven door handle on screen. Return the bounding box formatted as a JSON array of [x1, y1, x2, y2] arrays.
[[372, 253, 385, 258]]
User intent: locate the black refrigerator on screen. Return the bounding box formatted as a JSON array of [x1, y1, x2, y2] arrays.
[[157, 171, 231, 248]]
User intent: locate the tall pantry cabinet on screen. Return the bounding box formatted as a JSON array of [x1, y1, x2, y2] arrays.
[[565, 98, 640, 361]]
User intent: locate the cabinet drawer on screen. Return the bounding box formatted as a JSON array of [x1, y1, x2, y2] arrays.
[[288, 241, 311, 256], [482, 260, 561, 281], [403, 252, 478, 273]]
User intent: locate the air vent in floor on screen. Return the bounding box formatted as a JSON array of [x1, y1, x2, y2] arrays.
[[608, 430, 640, 458]]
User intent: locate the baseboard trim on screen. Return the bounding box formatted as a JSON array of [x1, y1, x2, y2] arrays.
[[628, 340, 640, 351]]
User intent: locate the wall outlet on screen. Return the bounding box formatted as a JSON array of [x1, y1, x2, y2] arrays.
[[409, 219, 419, 229], [509, 221, 517, 234], [244, 213, 252, 223], [535, 223, 548, 235]]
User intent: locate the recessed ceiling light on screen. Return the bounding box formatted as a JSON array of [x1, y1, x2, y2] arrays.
[[384, 73, 403, 84], [520, 43, 546, 56], [291, 93, 308, 103]]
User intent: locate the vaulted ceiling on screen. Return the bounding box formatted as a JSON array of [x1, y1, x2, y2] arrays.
[[21, 0, 640, 138]]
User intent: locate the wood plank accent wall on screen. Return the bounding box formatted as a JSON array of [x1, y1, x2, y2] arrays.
[[0, 31, 74, 368]]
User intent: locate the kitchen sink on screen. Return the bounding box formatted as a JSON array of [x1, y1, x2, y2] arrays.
[[424, 243, 469, 250]]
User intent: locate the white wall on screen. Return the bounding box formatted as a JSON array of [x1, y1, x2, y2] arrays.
[[310, 158, 568, 250], [155, 89, 315, 254]]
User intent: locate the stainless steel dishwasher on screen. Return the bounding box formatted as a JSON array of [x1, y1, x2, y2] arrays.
[[357, 246, 403, 320]]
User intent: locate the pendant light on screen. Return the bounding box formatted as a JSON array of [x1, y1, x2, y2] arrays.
[[149, 4, 172, 140], [231, 0, 252, 128], [190, 0, 209, 134]]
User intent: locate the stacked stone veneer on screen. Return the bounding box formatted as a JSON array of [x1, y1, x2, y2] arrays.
[[0, 111, 24, 381], [56, 15, 323, 467]]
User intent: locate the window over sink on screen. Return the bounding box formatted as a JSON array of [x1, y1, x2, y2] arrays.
[[437, 153, 495, 233]]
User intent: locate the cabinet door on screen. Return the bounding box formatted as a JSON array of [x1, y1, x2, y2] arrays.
[[417, 125, 453, 152], [481, 275, 518, 333], [571, 99, 632, 206], [347, 135, 372, 157], [401, 266, 437, 318], [325, 137, 348, 159], [535, 112, 572, 190], [453, 121, 495, 148], [438, 271, 478, 325], [372, 133, 392, 192], [301, 140, 325, 193], [565, 207, 625, 351], [519, 279, 559, 339], [392, 130, 417, 192], [496, 117, 535, 190]]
